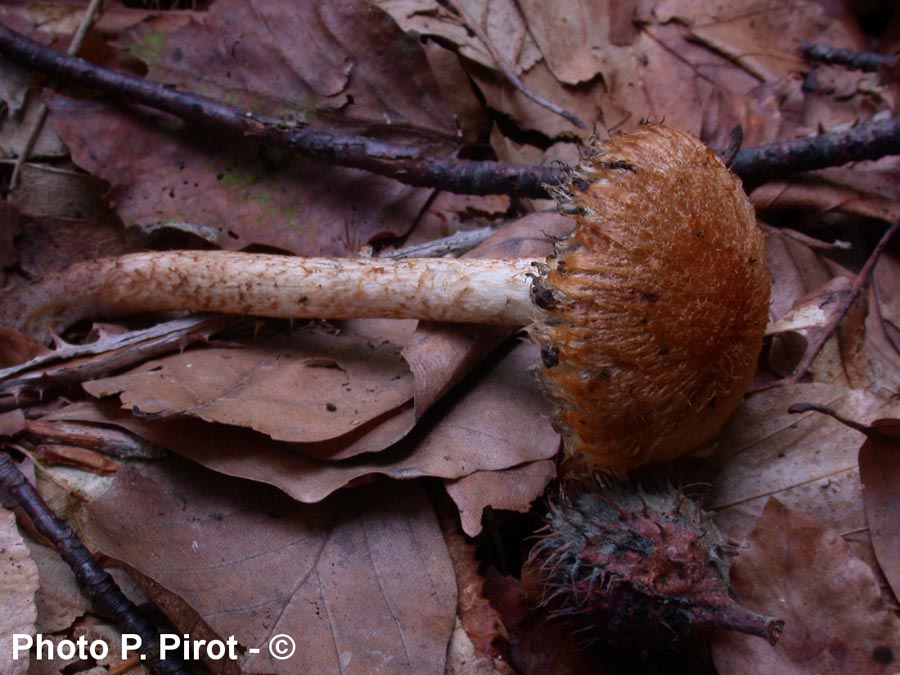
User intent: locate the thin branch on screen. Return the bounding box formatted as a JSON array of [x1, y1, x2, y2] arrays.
[[0, 314, 238, 405], [802, 41, 898, 73], [731, 116, 900, 187], [9, 0, 105, 190], [0, 21, 557, 197], [1, 22, 899, 197], [445, 0, 585, 128], [376, 226, 495, 259], [0, 449, 189, 675]]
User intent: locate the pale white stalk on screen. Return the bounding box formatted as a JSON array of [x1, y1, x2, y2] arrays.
[[7, 251, 539, 339]]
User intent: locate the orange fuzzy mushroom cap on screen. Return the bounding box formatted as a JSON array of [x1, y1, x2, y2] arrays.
[[531, 125, 770, 470]]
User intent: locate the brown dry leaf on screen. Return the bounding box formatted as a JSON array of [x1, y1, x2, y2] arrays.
[[20, 559, 159, 675], [858, 418, 900, 604], [446, 459, 556, 537], [418, 39, 495, 146], [876, 247, 900, 350], [845, 281, 900, 394], [687, 383, 900, 573], [52, 337, 555, 503], [377, 0, 542, 74], [638, 0, 867, 134], [401, 191, 510, 250], [520, 0, 633, 85], [29, 444, 119, 475], [0, 507, 39, 675], [681, 0, 859, 84], [400, 339, 558, 475], [83, 323, 416, 451], [23, 418, 165, 460], [467, 0, 790, 143], [0, 3, 196, 40], [81, 457, 457, 675], [762, 227, 900, 393], [766, 276, 851, 340], [446, 617, 508, 675], [404, 323, 511, 420], [0, 409, 26, 437], [0, 22, 66, 162], [46, 0, 459, 256], [24, 540, 91, 635], [765, 225, 837, 321], [15, 217, 138, 278], [711, 499, 900, 675], [0, 327, 48, 370], [764, 275, 854, 381], [751, 166, 900, 225], [441, 508, 506, 666], [865, 257, 900, 394], [8, 165, 111, 223], [441, 0, 883, 168]]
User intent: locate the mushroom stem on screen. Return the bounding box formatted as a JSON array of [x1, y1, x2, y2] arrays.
[[5, 252, 538, 338], [1, 125, 771, 471]]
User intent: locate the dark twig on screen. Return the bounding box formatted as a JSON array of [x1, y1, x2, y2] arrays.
[[0, 450, 189, 675], [775, 217, 900, 388], [731, 116, 900, 188], [802, 41, 898, 73], [0, 314, 239, 405], [1, 22, 900, 197], [0, 21, 557, 197]]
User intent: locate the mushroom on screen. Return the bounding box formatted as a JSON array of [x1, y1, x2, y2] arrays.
[[1, 125, 770, 470]]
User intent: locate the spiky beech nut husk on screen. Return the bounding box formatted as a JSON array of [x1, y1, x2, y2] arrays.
[[521, 481, 783, 648], [531, 126, 770, 470]]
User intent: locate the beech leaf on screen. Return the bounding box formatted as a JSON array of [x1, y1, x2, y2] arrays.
[[857, 418, 900, 604], [0, 507, 39, 675], [83, 324, 415, 450], [46, 0, 458, 255], [446, 459, 556, 537], [81, 458, 457, 675], [712, 499, 900, 675], [51, 337, 555, 503]]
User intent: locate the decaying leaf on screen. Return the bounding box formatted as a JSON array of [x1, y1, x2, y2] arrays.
[[83, 323, 416, 449], [0, 507, 39, 675], [689, 383, 900, 572], [46, 0, 459, 255], [53, 337, 557, 504], [712, 499, 900, 675], [446, 459, 556, 537], [441, 507, 507, 666], [25, 540, 91, 635], [762, 227, 900, 392], [81, 458, 457, 675], [858, 418, 900, 604]]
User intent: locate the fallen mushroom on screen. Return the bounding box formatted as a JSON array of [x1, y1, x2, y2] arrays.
[[1, 125, 770, 470]]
